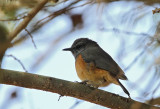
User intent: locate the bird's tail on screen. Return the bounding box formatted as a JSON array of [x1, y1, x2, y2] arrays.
[[117, 79, 131, 98]]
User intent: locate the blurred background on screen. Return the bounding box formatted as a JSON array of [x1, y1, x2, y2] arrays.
[[0, 0, 160, 109]]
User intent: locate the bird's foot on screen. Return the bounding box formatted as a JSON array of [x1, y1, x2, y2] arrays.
[[77, 80, 98, 89], [78, 80, 89, 85]]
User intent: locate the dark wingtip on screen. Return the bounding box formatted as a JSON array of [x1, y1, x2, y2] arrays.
[[120, 75, 128, 80]]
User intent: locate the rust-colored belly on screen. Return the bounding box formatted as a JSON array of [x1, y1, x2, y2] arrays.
[[75, 54, 118, 87], [75, 54, 89, 81]]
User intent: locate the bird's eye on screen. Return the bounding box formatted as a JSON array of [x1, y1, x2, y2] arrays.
[[75, 45, 82, 49]]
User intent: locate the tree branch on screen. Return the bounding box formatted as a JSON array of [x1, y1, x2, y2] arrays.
[[147, 97, 160, 105], [0, 69, 159, 109], [8, 0, 49, 41]]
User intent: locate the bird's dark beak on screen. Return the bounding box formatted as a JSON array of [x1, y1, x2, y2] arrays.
[[63, 47, 73, 51]]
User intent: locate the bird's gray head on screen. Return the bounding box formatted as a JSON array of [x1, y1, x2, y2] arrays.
[[63, 38, 98, 58]]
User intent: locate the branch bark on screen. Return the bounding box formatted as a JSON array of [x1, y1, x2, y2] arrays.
[[0, 69, 159, 109], [147, 97, 160, 105]]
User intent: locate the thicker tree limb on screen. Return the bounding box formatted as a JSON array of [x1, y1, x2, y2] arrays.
[[0, 69, 159, 109], [147, 97, 160, 105]]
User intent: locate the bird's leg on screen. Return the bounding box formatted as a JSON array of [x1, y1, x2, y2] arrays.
[[78, 80, 89, 85], [78, 80, 99, 89]]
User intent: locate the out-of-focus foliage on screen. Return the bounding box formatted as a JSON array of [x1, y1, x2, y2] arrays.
[[0, 23, 8, 67], [0, 23, 8, 43]]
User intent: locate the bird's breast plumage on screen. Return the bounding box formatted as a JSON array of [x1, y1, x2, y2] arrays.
[[75, 54, 119, 87]]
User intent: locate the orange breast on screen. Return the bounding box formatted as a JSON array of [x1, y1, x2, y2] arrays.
[[75, 54, 88, 81], [75, 54, 118, 87]]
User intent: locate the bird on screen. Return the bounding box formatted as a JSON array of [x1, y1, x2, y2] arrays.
[[63, 38, 130, 98]]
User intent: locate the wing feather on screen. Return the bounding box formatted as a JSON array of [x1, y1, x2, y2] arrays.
[[81, 46, 121, 77]]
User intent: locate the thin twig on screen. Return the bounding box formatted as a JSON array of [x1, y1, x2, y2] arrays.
[[124, 48, 146, 71], [69, 100, 82, 109], [44, 0, 67, 7], [8, 0, 49, 42], [34, 0, 80, 26], [146, 80, 160, 105], [151, 80, 160, 98], [100, 28, 151, 37], [0, 16, 26, 21], [25, 28, 37, 49], [5, 54, 28, 72], [30, 29, 73, 71], [67, 0, 94, 10]]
